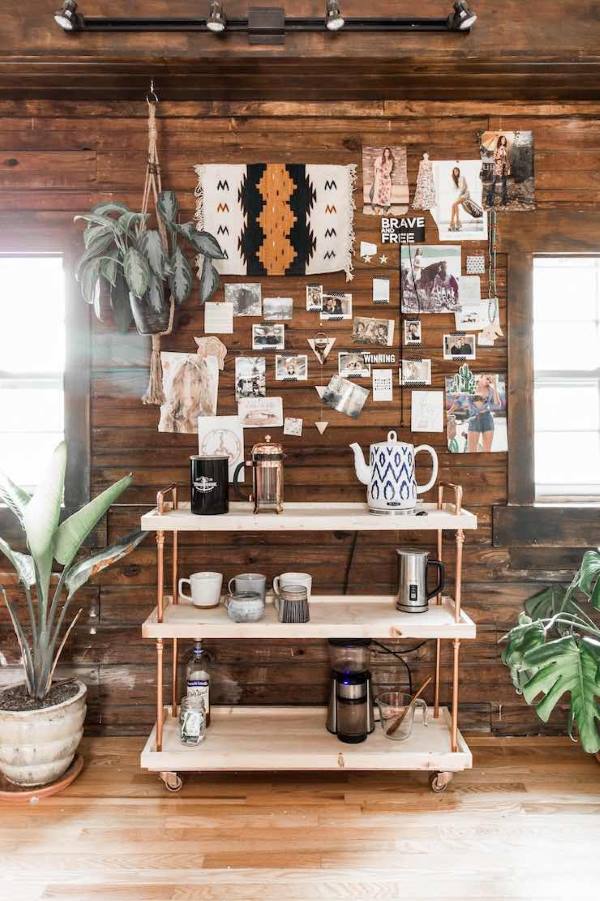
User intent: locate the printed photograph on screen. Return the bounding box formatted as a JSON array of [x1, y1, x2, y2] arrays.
[[275, 354, 308, 381], [252, 323, 285, 351], [338, 351, 371, 378], [352, 316, 395, 347], [225, 282, 262, 316], [235, 356, 266, 401], [401, 245, 461, 313], [322, 375, 369, 419], [362, 145, 409, 216], [455, 303, 486, 332], [432, 160, 488, 241], [400, 359, 432, 386], [284, 417, 303, 437], [306, 284, 323, 312], [443, 334, 477, 361], [445, 368, 507, 453], [480, 131, 535, 211], [320, 292, 353, 320], [197, 415, 244, 481], [263, 297, 293, 321], [238, 396, 284, 429], [404, 320, 422, 345], [158, 352, 219, 434]]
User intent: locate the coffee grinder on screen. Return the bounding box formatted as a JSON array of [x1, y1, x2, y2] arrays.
[[326, 639, 374, 743]]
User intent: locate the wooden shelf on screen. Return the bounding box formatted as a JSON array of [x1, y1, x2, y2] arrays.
[[141, 501, 477, 533], [143, 595, 476, 640], [141, 706, 472, 774]]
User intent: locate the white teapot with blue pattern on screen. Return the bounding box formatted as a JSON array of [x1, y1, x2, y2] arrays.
[[350, 431, 438, 514]]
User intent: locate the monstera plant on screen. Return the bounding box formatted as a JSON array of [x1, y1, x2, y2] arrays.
[[74, 191, 225, 335], [502, 549, 600, 754], [0, 443, 146, 787]]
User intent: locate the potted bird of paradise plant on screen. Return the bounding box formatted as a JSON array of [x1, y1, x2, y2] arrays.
[[0, 442, 145, 788]]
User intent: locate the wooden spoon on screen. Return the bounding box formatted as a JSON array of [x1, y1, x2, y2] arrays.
[[385, 676, 433, 737]]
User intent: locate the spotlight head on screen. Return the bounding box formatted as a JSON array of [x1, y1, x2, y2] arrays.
[[448, 1, 477, 31], [206, 1, 226, 33], [325, 0, 345, 32], [54, 0, 84, 32]]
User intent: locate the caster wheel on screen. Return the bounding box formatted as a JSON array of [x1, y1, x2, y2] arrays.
[[430, 772, 453, 793], [160, 772, 183, 793]]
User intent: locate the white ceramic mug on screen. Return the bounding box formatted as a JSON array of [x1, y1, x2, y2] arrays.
[[273, 572, 312, 599], [179, 572, 223, 608]]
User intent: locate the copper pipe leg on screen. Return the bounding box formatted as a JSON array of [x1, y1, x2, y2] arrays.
[[172, 637, 179, 719], [451, 637, 460, 753], [434, 638, 441, 718], [156, 638, 164, 752], [157, 530, 165, 622], [454, 528, 464, 623]]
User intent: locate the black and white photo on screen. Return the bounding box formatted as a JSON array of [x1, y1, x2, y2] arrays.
[[320, 292, 353, 321], [306, 284, 323, 312], [443, 334, 476, 361], [322, 375, 369, 419], [352, 316, 395, 347], [400, 359, 432, 386], [338, 351, 371, 378], [252, 323, 285, 351], [235, 356, 266, 401], [275, 354, 308, 381], [401, 245, 461, 313], [263, 296, 293, 321], [404, 320, 422, 345], [225, 282, 262, 317]]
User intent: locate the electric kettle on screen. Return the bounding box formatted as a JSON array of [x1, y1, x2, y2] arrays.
[[350, 430, 438, 514]]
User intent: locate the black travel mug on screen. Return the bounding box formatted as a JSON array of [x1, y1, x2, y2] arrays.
[[190, 455, 229, 515]]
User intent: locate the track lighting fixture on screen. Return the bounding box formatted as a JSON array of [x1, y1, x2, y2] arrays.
[[447, 1, 477, 31], [325, 0, 345, 32], [206, 1, 226, 33], [54, 0, 84, 32]]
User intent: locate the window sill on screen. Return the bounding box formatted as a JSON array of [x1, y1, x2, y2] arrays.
[[493, 504, 600, 548]]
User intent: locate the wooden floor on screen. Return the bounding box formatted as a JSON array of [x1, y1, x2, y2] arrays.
[[1, 736, 599, 901]]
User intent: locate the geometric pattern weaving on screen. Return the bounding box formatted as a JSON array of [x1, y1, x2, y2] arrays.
[[194, 163, 357, 281]]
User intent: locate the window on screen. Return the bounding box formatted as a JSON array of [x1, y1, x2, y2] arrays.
[[0, 255, 66, 490], [533, 256, 600, 500]]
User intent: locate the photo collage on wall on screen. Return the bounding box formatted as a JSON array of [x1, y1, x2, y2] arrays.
[[151, 132, 534, 465]]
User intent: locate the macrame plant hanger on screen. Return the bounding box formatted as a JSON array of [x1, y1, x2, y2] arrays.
[[141, 81, 175, 405]]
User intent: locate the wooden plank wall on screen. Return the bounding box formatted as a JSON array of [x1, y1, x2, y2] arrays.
[[0, 99, 596, 736]]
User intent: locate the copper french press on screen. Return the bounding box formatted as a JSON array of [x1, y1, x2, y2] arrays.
[[233, 435, 284, 513]]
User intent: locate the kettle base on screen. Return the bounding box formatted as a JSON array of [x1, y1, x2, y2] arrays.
[[367, 505, 422, 516]]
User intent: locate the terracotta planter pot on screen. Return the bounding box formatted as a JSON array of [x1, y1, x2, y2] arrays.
[[0, 680, 86, 787]]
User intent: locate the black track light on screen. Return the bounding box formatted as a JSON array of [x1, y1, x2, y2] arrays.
[[325, 0, 345, 32], [448, 1, 477, 31], [54, 0, 84, 32], [206, 1, 226, 33]]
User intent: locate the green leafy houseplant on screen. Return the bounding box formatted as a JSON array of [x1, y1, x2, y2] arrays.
[[74, 191, 225, 335], [502, 549, 600, 754], [0, 442, 145, 702]]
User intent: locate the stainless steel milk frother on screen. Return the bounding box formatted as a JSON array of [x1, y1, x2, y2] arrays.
[[396, 548, 445, 613]]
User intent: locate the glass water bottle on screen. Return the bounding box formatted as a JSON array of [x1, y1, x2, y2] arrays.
[[185, 640, 211, 726]]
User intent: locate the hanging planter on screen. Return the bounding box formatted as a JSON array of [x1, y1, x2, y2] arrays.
[[74, 97, 225, 403]]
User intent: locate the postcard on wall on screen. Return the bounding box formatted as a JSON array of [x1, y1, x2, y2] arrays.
[[158, 353, 219, 434], [275, 354, 308, 381], [204, 301, 234, 334], [263, 297, 293, 321], [401, 245, 461, 313], [235, 356, 266, 401], [455, 301, 487, 332], [320, 292, 353, 321], [284, 417, 303, 437], [445, 368, 507, 453], [362, 145, 409, 216], [322, 375, 369, 419], [225, 283, 262, 316], [411, 391, 444, 433], [306, 284, 323, 312], [360, 241, 378, 259], [338, 351, 371, 378], [372, 369, 393, 402], [459, 275, 481, 306], [400, 359, 432, 386], [480, 130, 535, 211], [197, 415, 245, 481], [252, 323, 285, 351], [352, 316, 395, 347], [431, 160, 488, 242], [372, 278, 390, 304], [238, 396, 284, 429]]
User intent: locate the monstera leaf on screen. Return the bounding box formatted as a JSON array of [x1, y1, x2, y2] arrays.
[[501, 615, 546, 692], [518, 635, 600, 754], [577, 549, 600, 609]]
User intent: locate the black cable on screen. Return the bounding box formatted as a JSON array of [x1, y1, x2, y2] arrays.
[[342, 530, 359, 595], [370, 638, 428, 697]]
